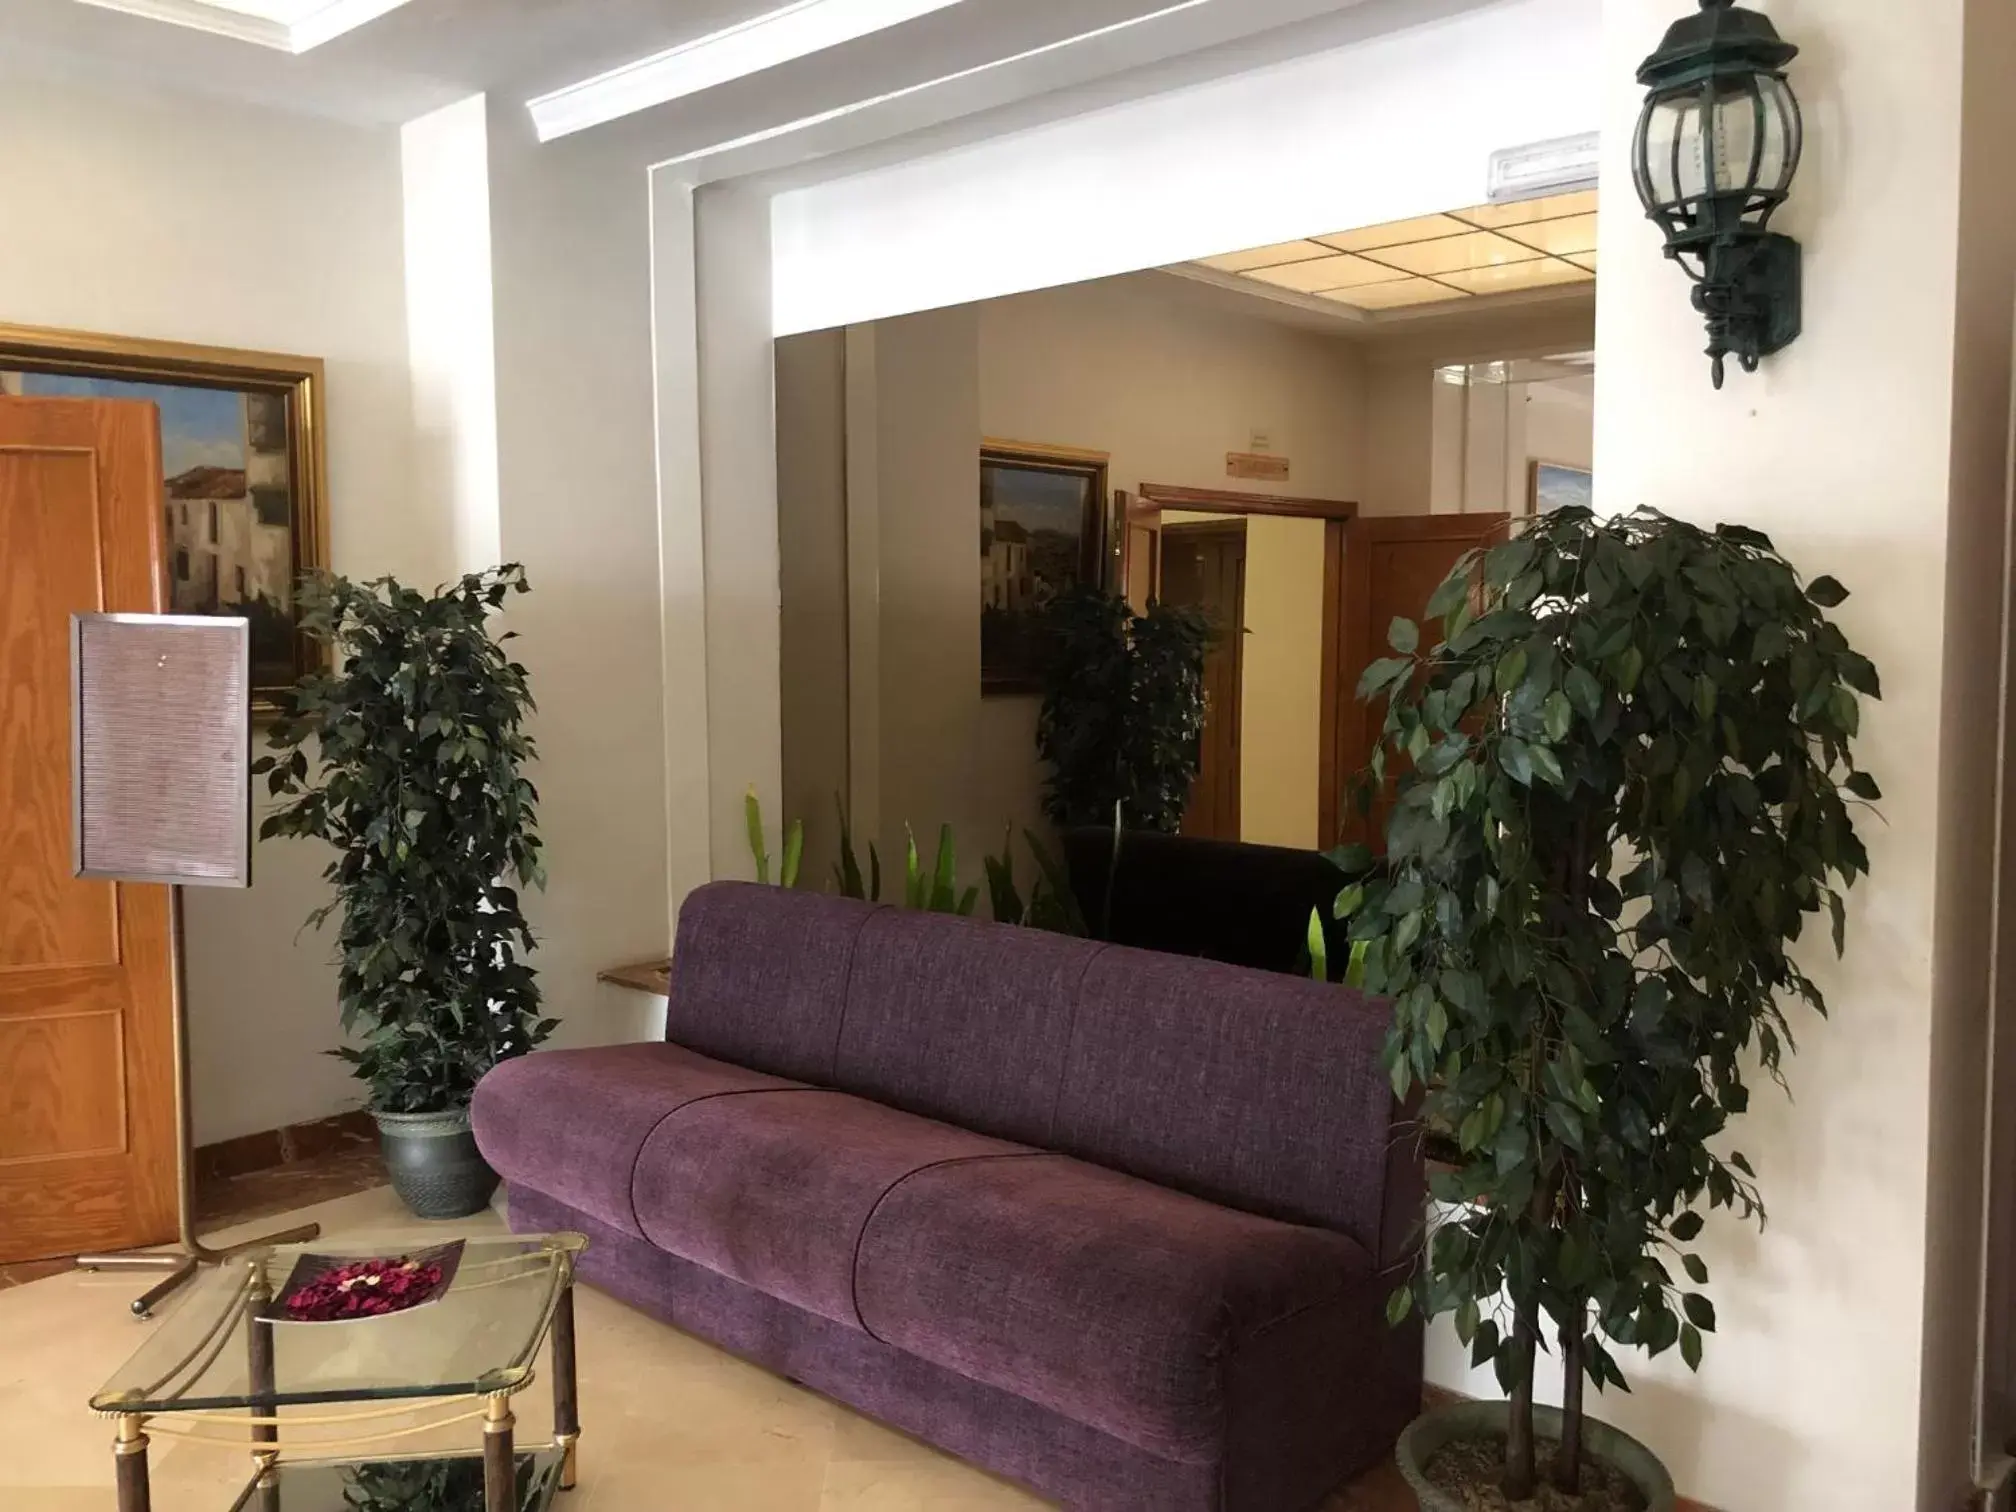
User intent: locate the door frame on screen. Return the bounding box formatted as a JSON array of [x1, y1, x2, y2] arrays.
[[1124, 482, 1358, 850], [1160, 518, 1250, 840]]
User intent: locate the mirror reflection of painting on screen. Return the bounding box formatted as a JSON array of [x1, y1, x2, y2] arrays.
[[0, 370, 300, 688], [1530, 460, 1594, 515], [980, 451, 1105, 693]]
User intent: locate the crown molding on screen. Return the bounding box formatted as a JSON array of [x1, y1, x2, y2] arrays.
[[68, 0, 414, 54]]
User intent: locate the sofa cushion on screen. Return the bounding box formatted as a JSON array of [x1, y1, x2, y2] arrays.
[[470, 1043, 806, 1238], [853, 1152, 1373, 1463], [1051, 947, 1402, 1255], [631, 1089, 1038, 1330], [833, 907, 1101, 1146], [667, 884, 877, 1084]]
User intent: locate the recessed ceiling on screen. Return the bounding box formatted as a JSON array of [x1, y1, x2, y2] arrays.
[[67, 0, 415, 53], [1190, 189, 1597, 317]]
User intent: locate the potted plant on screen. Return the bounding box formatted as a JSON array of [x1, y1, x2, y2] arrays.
[[257, 566, 553, 1219], [1337, 507, 1878, 1508], [1036, 585, 1212, 832]]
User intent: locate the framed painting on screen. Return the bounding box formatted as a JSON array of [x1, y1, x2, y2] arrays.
[[0, 323, 328, 713], [1528, 459, 1594, 516], [980, 440, 1109, 695]]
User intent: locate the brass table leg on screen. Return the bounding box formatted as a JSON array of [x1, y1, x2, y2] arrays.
[[113, 1413, 151, 1512], [551, 1281, 580, 1490], [484, 1391, 516, 1512], [247, 1272, 277, 1465]]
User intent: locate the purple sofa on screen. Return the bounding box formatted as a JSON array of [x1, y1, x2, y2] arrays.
[[472, 883, 1422, 1510]]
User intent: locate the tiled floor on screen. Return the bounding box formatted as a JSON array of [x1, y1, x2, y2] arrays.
[[0, 1176, 1422, 1510]]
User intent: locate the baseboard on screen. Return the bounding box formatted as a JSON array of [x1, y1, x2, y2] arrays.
[[194, 1109, 375, 1182]]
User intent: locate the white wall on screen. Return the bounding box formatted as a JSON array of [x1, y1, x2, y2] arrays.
[[770, 0, 1602, 334], [0, 65, 420, 1145], [402, 95, 501, 575], [483, 99, 673, 1052], [1589, 2, 2010, 1508]]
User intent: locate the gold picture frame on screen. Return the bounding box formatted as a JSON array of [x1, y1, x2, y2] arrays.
[[0, 321, 329, 714]]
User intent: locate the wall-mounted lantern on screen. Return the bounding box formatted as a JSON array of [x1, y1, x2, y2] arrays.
[[1632, 0, 1804, 388]]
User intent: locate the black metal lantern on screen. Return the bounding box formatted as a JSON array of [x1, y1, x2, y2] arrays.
[[1633, 0, 1804, 387]]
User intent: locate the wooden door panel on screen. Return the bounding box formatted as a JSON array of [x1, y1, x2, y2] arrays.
[[1326, 512, 1509, 850], [0, 448, 123, 973], [0, 398, 176, 1262]]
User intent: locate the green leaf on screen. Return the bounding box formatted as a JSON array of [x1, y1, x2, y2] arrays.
[[1386, 1285, 1414, 1326], [1671, 1211, 1705, 1242], [1500, 738, 1535, 787], [1333, 883, 1367, 920], [1543, 691, 1573, 742], [1681, 1322, 1703, 1371], [1528, 743, 1565, 788], [1683, 1253, 1709, 1285], [745, 788, 770, 885], [1494, 647, 1530, 698], [1566, 664, 1603, 720], [1807, 574, 1851, 607], [780, 821, 804, 890], [1845, 771, 1882, 801], [1306, 910, 1329, 983], [1388, 617, 1419, 654], [1683, 1293, 1718, 1333]]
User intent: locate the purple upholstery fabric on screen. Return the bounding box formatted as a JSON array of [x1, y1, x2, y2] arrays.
[[477, 886, 1425, 1510], [631, 1088, 1037, 1330], [1052, 947, 1402, 1255], [469, 1042, 805, 1238], [833, 907, 1100, 1146], [853, 1151, 1373, 1463], [509, 1187, 1233, 1512], [665, 884, 874, 1083]]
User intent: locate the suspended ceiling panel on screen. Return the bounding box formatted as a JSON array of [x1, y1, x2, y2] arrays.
[[1191, 190, 1597, 317]]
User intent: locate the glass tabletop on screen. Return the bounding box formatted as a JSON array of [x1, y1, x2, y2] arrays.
[[91, 1231, 585, 1415]]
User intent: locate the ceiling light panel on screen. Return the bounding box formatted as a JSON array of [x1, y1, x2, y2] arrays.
[[1495, 213, 1599, 257], [1435, 260, 1594, 296], [1198, 241, 1335, 274], [1454, 190, 1599, 229], [1315, 214, 1472, 253], [1247, 255, 1407, 294], [528, 0, 976, 142], [1369, 230, 1543, 278], [1324, 279, 1465, 311], [68, 0, 413, 52]]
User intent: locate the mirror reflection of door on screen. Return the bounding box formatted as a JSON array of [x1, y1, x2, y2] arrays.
[[1159, 520, 1246, 841]]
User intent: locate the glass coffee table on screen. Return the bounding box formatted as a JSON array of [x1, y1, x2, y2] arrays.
[[88, 1231, 586, 1512]]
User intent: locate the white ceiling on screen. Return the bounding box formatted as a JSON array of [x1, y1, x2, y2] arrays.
[[0, 0, 1398, 157]]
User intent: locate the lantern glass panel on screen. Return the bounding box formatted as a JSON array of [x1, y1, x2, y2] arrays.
[[1638, 93, 1695, 209]]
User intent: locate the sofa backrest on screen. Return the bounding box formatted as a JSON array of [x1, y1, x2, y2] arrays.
[[666, 882, 1418, 1264]]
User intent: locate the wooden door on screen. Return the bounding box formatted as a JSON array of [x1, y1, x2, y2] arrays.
[[0, 397, 177, 1263], [1324, 512, 1509, 850], [1161, 521, 1247, 841]]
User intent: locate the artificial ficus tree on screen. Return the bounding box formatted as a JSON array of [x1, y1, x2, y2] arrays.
[[256, 566, 552, 1115], [1338, 506, 1879, 1499]]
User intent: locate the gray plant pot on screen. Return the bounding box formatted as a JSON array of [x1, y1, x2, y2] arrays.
[[1397, 1399, 1676, 1512], [374, 1107, 500, 1220]]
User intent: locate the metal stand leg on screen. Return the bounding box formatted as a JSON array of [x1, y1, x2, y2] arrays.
[[552, 1282, 579, 1491], [484, 1392, 516, 1512], [74, 892, 321, 1317], [113, 1414, 151, 1512], [247, 1272, 277, 1463]]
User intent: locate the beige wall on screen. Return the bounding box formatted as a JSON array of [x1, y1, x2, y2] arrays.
[[1162, 509, 1329, 849], [0, 65, 418, 1145], [1575, 2, 2012, 1507], [1362, 298, 1597, 517], [980, 274, 1367, 504]]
